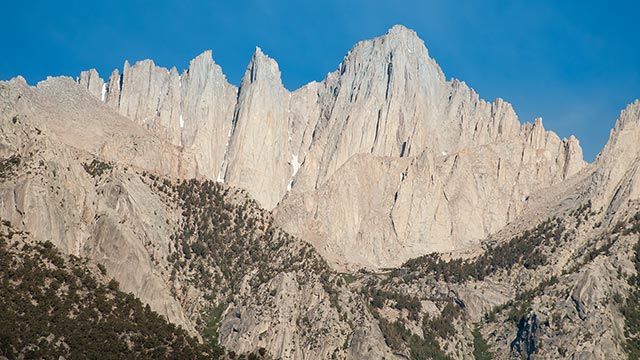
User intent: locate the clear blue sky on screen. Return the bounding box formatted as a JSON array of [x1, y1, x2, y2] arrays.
[[2, 0, 638, 161]]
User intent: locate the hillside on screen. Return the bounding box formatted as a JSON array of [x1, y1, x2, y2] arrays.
[[0, 220, 224, 359]]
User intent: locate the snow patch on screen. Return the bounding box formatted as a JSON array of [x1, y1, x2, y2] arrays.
[[179, 114, 184, 128], [400, 168, 409, 182], [287, 154, 300, 192], [441, 151, 447, 156], [216, 127, 234, 183], [291, 154, 300, 177], [101, 83, 107, 102]]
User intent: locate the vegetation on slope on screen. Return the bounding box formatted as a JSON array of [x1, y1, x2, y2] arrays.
[[354, 202, 638, 359], [142, 175, 347, 351], [621, 233, 640, 357], [0, 220, 222, 359], [82, 158, 113, 177], [0, 154, 21, 179], [402, 217, 565, 282], [472, 326, 492, 360]]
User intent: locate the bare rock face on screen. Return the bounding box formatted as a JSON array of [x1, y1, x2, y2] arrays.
[[79, 52, 238, 179], [118, 59, 184, 146], [70, 25, 586, 268], [0, 91, 195, 333], [592, 100, 640, 214], [274, 26, 586, 268], [220, 272, 394, 359], [294, 25, 448, 190], [0, 84, 397, 358], [78, 69, 105, 101], [220, 48, 295, 209], [179, 51, 238, 179], [104, 68, 121, 110]]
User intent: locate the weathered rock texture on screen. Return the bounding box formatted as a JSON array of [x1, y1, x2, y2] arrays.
[[593, 100, 640, 214], [273, 26, 586, 268], [74, 25, 586, 269], [0, 80, 397, 358]]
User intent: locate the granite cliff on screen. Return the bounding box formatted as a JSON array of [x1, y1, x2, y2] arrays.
[[76, 25, 585, 269]]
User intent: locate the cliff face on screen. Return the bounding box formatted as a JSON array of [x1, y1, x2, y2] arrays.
[[0, 84, 396, 358], [73, 25, 585, 268], [592, 100, 640, 214], [273, 26, 586, 268]]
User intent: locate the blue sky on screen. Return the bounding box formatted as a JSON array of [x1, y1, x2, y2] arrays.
[[2, 0, 638, 161]]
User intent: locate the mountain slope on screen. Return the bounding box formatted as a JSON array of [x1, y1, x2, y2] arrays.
[[0, 102, 396, 358], [0, 221, 224, 359]]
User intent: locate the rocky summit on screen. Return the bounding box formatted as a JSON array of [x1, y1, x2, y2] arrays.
[[1, 25, 639, 359]]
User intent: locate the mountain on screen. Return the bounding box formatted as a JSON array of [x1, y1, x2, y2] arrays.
[[75, 25, 585, 269], [1, 24, 639, 359]]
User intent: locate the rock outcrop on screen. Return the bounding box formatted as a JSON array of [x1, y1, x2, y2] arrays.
[[220, 48, 294, 208], [592, 100, 640, 214], [0, 85, 195, 333], [78, 51, 238, 179], [78, 68, 105, 101], [0, 84, 397, 358]]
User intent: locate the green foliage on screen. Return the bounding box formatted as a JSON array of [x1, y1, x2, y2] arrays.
[[570, 200, 593, 226], [143, 175, 341, 351], [472, 326, 492, 360], [484, 275, 558, 326], [370, 295, 462, 360], [402, 218, 561, 283], [409, 332, 450, 360], [375, 313, 450, 360], [422, 301, 462, 339], [0, 154, 21, 178], [0, 225, 222, 359], [203, 303, 226, 348], [82, 159, 113, 177], [621, 212, 640, 236], [97, 262, 108, 275], [362, 285, 422, 320], [621, 235, 640, 358], [340, 272, 358, 285], [376, 315, 411, 351]]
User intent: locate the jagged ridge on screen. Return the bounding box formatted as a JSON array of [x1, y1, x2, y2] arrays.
[[74, 25, 586, 268]]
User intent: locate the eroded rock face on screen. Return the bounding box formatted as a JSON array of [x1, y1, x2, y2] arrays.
[[0, 95, 194, 333], [179, 51, 238, 179], [219, 272, 393, 359], [274, 26, 586, 268], [221, 48, 294, 209], [0, 93, 397, 358], [78, 52, 238, 179], [71, 25, 587, 269], [78, 69, 105, 101], [72, 25, 587, 269], [592, 100, 640, 214]]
